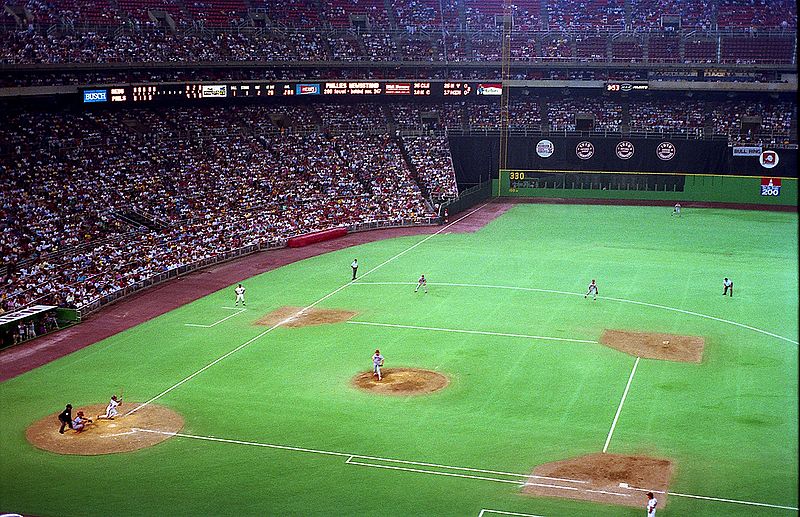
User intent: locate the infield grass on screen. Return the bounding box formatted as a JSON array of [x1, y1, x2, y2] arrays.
[[0, 203, 797, 517]]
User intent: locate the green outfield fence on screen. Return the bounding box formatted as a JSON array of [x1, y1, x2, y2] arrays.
[[498, 169, 798, 207]]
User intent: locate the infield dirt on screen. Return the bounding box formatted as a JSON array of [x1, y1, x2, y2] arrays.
[[601, 330, 705, 362], [352, 368, 449, 396], [522, 453, 674, 508], [255, 306, 358, 327], [26, 403, 183, 455]]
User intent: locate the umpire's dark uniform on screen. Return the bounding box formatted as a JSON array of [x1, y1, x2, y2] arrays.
[[58, 404, 73, 434]]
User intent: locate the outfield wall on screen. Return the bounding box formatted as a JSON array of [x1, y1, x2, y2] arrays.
[[498, 171, 797, 208], [449, 136, 798, 185]]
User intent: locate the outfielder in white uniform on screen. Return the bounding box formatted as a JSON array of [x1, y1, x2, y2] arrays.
[[646, 492, 657, 516], [372, 349, 384, 381], [234, 284, 246, 306], [97, 395, 122, 420], [723, 277, 733, 297], [585, 279, 598, 301], [414, 275, 428, 294], [671, 203, 681, 217]]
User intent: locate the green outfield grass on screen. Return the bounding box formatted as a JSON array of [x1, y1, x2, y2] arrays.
[[0, 204, 797, 517]]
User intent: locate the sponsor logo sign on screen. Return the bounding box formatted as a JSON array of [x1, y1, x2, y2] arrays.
[[732, 146, 762, 157], [759, 150, 779, 169], [477, 83, 502, 95], [575, 141, 594, 160], [656, 142, 676, 161], [615, 141, 635, 160], [760, 177, 781, 196], [83, 90, 107, 103], [201, 85, 228, 98], [536, 139, 554, 158], [296, 83, 321, 95]]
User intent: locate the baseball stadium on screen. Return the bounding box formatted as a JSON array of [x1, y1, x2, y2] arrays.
[[0, 1, 797, 516]]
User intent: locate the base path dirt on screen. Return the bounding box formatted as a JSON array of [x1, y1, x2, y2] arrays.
[[254, 307, 358, 328], [600, 330, 705, 363], [352, 368, 449, 396], [522, 453, 674, 509], [26, 403, 183, 455]]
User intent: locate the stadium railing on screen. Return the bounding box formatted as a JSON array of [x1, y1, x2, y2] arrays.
[[440, 180, 492, 216]]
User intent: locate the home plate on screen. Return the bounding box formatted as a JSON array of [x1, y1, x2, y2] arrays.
[[619, 483, 629, 488]]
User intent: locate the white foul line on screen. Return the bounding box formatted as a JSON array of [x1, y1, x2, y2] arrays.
[[352, 281, 798, 345], [184, 307, 246, 328], [345, 457, 524, 486], [135, 428, 798, 512], [346, 321, 598, 344], [602, 356, 640, 453], [479, 510, 546, 517], [621, 484, 799, 511], [125, 203, 490, 416]]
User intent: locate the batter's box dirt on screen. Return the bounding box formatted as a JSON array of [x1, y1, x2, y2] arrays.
[[26, 403, 183, 455], [600, 330, 705, 363], [522, 453, 674, 509], [255, 306, 358, 328], [352, 368, 449, 396]]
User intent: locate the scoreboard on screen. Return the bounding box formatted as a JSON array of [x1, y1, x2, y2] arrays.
[[80, 81, 504, 104]]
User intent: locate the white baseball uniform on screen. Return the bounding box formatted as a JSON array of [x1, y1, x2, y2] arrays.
[[646, 496, 657, 516], [235, 285, 246, 305], [373, 353, 384, 380], [104, 397, 120, 418], [586, 281, 598, 300]]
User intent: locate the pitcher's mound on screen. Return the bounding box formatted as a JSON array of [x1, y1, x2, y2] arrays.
[[255, 306, 358, 328], [26, 403, 183, 455], [601, 330, 705, 362], [523, 453, 674, 508], [352, 368, 449, 396]]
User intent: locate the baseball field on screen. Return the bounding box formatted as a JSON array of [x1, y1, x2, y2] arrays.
[[0, 202, 797, 517]]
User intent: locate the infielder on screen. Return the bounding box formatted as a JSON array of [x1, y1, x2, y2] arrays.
[[585, 279, 599, 300], [646, 492, 658, 516], [351, 259, 358, 280], [97, 395, 122, 420], [414, 274, 428, 294], [723, 277, 733, 297], [372, 349, 384, 381], [672, 203, 681, 217], [234, 283, 246, 306]]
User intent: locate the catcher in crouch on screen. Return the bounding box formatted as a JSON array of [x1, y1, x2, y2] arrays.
[[372, 349, 385, 381]]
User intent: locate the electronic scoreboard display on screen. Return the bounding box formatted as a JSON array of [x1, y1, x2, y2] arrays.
[[80, 81, 506, 104]]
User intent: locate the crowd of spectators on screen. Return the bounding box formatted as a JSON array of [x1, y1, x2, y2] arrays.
[[1, 24, 796, 66], [402, 136, 459, 202], [3, 0, 796, 35], [628, 99, 706, 134], [1, 104, 455, 314], [710, 100, 795, 145], [546, 0, 625, 30], [548, 98, 624, 132]]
